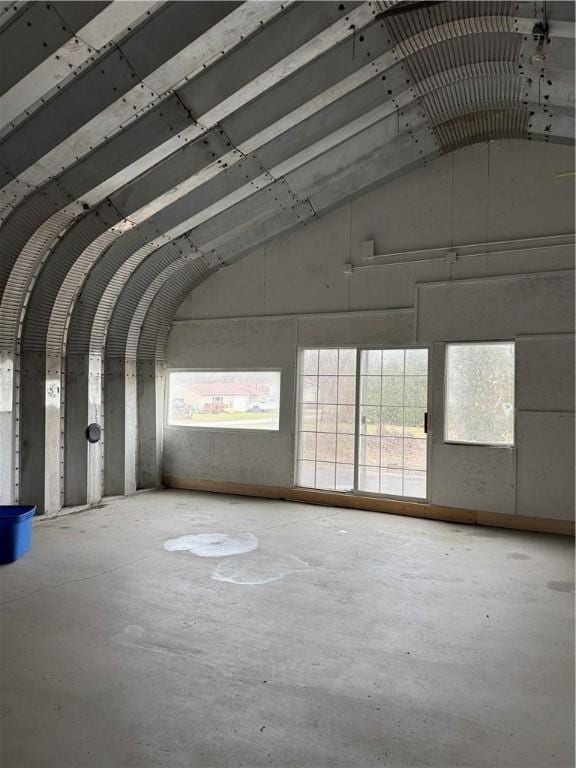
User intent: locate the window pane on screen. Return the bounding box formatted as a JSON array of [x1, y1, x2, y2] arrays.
[[316, 433, 336, 462], [404, 470, 426, 499], [297, 461, 316, 488], [381, 406, 404, 437], [380, 468, 403, 496], [319, 349, 339, 375], [362, 350, 381, 375], [405, 349, 428, 375], [359, 348, 428, 500], [337, 405, 356, 434], [359, 435, 380, 466], [360, 376, 381, 405], [300, 404, 317, 431], [404, 376, 427, 406], [315, 462, 336, 490], [359, 406, 380, 435], [337, 376, 356, 405], [318, 375, 338, 404], [380, 437, 403, 469], [167, 371, 280, 430], [337, 433, 354, 464], [404, 438, 426, 470], [381, 376, 404, 405], [358, 465, 379, 493], [302, 349, 318, 375], [300, 376, 317, 403], [338, 349, 356, 375], [404, 408, 425, 439], [296, 348, 358, 491], [445, 343, 514, 445], [382, 349, 404, 375], [298, 432, 316, 461], [317, 404, 337, 433], [336, 464, 354, 492]]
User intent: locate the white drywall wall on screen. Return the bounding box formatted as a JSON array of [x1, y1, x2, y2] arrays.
[[165, 141, 575, 520]]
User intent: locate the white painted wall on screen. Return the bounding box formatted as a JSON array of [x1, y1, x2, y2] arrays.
[[165, 141, 575, 521]]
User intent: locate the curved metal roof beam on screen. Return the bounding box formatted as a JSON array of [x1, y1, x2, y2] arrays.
[[137, 89, 572, 320], [0, 0, 293, 218], [1, 2, 387, 322], [127, 122, 548, 367], [106, 126, 440, 364], [0, 1, 29, 31], [0, 2, 164, 135], [59, 93, 428, 359], [52, 62, 573, 360], [0, 8, 542, 301], [1, 2, 109, 98], [5, 6, 576, 364], [0, 1, 387, 354], [23, 28, 537, 357], [87, 58, 570, 286], [1, 2, 573, 221], [0, 1, 383, 219]]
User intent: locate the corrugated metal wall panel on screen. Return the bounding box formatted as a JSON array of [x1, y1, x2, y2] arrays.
[[421, 73, 524, 125], [21, 206, 119, 352], [65, 224, 161, 356], [89, 239, 177, 355], [0, 201, 84, 352], [138, 260, 216, 362], [126, 256, 212, 360], [408, 33, 521, 86], [105, 239, 207, 358]]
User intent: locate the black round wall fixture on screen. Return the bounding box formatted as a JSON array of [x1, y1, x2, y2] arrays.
[[86, 423, 102, 443]]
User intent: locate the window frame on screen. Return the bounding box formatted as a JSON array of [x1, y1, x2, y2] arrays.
[[443, 340, 515, 448], [165, 367, 283, 434], [293, 344, 432, 502]]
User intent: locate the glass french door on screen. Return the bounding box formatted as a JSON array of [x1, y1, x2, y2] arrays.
[[357, 348, 428, 499], [295, 347, 429, 500]]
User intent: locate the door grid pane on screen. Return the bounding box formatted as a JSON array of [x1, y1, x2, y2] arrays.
[[295, 348, 357, 492], [358, 349, 428, 498]]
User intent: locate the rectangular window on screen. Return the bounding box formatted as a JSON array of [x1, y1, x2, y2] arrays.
[[167, 370, 281, 431], [444, 342, 514, 446], [295, 347, 429, 499]]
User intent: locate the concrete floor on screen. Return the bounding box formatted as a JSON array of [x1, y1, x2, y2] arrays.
[[0, 490, 574, 768]]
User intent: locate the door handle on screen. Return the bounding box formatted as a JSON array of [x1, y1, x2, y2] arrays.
[[423, 412, 429, 434]]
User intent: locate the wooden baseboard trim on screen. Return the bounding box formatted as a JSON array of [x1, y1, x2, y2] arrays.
[[162, 476, 575, 536]]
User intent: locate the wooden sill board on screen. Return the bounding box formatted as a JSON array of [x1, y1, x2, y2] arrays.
[[162, 476, 574, 537]]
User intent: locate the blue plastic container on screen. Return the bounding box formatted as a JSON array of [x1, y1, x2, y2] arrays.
[[0, 505, 36, 564]]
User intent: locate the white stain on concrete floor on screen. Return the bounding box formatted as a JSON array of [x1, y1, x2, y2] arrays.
[[163, 532, 258, 557], [211, 553, 312, 585]]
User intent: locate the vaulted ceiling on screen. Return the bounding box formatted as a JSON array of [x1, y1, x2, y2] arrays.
[[0, 0, 574, 365]]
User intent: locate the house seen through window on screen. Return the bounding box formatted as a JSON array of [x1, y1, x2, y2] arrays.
[[167, 371, 281, 430]]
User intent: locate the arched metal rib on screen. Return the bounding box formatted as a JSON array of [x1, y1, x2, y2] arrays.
[[26, 9, 550, 372]]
